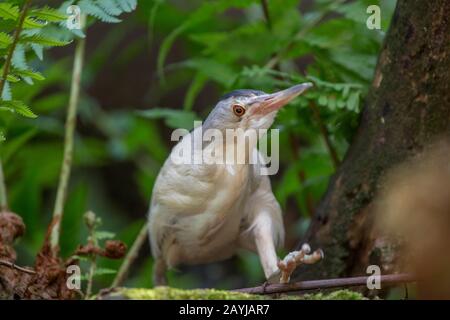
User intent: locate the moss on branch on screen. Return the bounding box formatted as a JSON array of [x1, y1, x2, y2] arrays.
[[98, 287, 365, 300]]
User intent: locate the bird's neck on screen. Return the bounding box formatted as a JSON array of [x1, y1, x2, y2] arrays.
[[192, 126, 259, 165]]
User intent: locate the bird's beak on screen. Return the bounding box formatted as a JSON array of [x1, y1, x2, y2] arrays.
[[248, 83, 313, 116]]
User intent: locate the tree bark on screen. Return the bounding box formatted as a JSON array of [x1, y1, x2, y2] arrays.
[[296, 0, 450, 280]]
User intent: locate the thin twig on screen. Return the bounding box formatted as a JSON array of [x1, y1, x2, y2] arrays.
[[86, 256, 97, 297], [234, 273, 416, 295], [111, 222, 148, 287], [260, 0, 272, 30], [0, 0, 33, 211], [308, 102, 340, 169], [50, 15, 86, 255], [85, 211, 98, 298], [0, 259, 36, 275]]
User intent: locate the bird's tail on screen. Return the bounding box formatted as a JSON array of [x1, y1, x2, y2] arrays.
[[153, 258, 168, 286]]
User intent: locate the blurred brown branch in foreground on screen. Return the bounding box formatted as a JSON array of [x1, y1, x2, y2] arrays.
[[376, 139, 450, 299]]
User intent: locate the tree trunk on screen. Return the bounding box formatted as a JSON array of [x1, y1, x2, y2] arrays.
[[296, 0, 450, 280]]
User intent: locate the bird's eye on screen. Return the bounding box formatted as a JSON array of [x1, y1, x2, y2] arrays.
[[232, 104, 246, 117]]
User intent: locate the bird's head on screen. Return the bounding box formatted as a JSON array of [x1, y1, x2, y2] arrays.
[[203, 83, 313, 132]]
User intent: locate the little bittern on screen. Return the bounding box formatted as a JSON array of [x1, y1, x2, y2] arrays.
[[148, 83, 323, 285]]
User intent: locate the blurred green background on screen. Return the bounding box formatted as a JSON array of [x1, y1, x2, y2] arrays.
[[1, 0, 396, 292]]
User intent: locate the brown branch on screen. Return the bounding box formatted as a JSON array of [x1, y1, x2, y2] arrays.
[[0, 259, 36, 275], [234, 273, 415, 295], [75, 240, 127, 259]]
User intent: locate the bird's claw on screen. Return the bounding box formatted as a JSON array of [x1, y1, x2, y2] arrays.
[[277, 243, 323, 284]]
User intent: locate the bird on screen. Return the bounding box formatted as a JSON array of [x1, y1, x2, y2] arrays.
[[148, 83, 323, 286]]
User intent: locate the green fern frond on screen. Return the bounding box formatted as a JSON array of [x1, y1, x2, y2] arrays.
[[0, 3, 45, 29], [11, 68, 45, 81], [0, 100, 37, 118], [78, 0, 121, 23], [12, 44, 28, 69], [1, 81, 11, 100], [29, 6, 68, 23], [0, 3, 19, 21], [114, 0, 137, 13], [23, 17, 46, 29], [5, 74, 20, 83], [9, 68, 45, 84], [0, 32, 12, 48], [19, 34, 71, 47], [96, 0, 123, 16], [31, 43, 43, 60]]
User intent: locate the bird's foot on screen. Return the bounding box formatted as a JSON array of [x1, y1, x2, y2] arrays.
[[277, 243, 324, 284]]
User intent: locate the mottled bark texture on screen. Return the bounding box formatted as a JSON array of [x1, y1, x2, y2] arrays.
[[295, 0, 450, 280]]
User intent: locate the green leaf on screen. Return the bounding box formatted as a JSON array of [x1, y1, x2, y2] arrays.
[[20, 34, 71, 47], [78, 0, 121, 23], [327, 95, 337, 110], [157, 22, 190, 81], [12, 44, 27, 69], [342, 85, 350, 98], [318, 95, 328, 107], [137, 108, 198, 130], [23, 18, 46, 29], [0, 100, 37, 118], [0, 3, 19, 21], [31, 43, 43, 60], [1, 81, 11, 100], [347, 91, 360, 111], [115, 0, 138, 13], [5, 74, 20, 83], [0, 4, 50, 30], [12, 68, 45, 81], [335, 1, 373, 25], [0, 32, 12, 48], [183, 72, 207, 111], [96, 0, 123, 16], [29, 6, 68, 22], [329, 50, 376, 82], [181, 58, 236, 87]]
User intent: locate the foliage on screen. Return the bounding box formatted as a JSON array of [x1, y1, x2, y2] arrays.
[[0, 1, 69, 123], [0, 0, 137, 135], [1, 0, 397, 294]]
